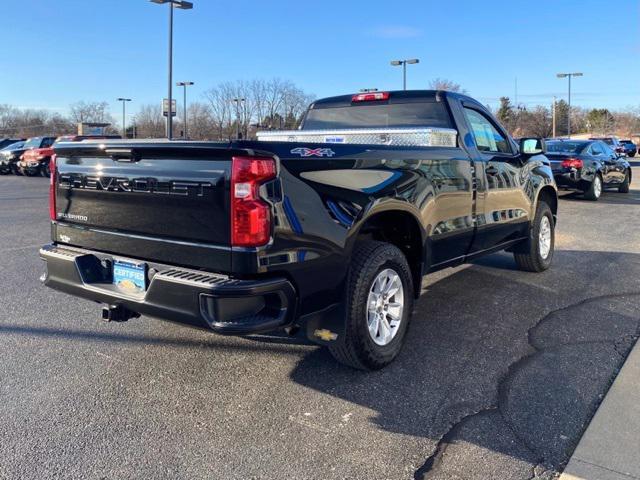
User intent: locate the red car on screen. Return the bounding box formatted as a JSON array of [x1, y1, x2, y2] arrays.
[[18, 136, 56, 176], [20, 135, 121, 176]]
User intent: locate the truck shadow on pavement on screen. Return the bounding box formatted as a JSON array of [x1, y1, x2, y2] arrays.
[[1, 250, 638, 479], [289, 249, 640, 479]]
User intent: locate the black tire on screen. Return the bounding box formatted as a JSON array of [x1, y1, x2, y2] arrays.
[[513, 201, 554, 273], [41, 162, 50, 177], [629, 152, 636, 158], [619, 169, 630, 193], [328, 241, 414, 370], [583, 173, 602, 201]]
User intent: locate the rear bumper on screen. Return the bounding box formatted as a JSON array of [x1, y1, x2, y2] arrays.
[[39, 244, 297, 335], [19, 162, 42, 174], [553, 169, 592, 189]]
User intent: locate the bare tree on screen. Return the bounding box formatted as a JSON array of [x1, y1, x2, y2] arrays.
[[134, 104, 165, 138], [203, 83, 235, 140], [203, 78, 314, 139], [515, 106, 553, 138], [0, 105, 75, 138], [185, 102, 216, 140], [429, 78, 466, 93], [69, 101, 115, 124]]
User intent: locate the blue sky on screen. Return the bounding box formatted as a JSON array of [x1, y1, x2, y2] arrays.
[[2, 0, 638, 123]]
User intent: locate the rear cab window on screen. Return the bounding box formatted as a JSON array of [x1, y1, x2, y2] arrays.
[[302, 100, 453, 130]]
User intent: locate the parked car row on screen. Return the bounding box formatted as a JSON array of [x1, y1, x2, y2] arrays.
[[0, 135, 121, 176], [588, 136, 637, 157], [546, 138, 632, 200]]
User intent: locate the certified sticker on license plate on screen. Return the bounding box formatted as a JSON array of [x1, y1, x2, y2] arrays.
[[113, 260, 147, 293]]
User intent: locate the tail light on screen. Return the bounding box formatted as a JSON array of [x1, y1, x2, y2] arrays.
[[49, 154, 57, 221], [561, 158, 583, 169], [230, 156, 277, 247], [351, 92, 390, 102]]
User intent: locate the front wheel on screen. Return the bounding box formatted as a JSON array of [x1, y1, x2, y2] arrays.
[[513, 201, 555, 272], [328, 241, 414, 370], [619, 169, 630, 193], [584, 174, 602, 201], [41, 162, 51, 177]]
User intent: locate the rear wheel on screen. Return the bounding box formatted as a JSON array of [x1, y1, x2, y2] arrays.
[[584, 174, 602, 201], [619, 169, 630, 193], [328, 241, 414, 370], [513, 201, 554, 272]]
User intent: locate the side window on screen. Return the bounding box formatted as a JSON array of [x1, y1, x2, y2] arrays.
[[600, 142, 614, 157], [42, 138, 54, 148], [463, 108, 510, 154], [590, 143, 603, 156]]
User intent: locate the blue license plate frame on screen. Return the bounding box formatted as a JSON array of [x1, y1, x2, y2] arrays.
[[113, 260, 147, 293]]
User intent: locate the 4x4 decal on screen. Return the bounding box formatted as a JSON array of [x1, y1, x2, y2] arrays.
[[290, 147, 336, 158]]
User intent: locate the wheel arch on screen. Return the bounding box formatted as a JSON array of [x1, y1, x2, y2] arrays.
[[350, 208, 425, 297], [536, 185, 558, 224]]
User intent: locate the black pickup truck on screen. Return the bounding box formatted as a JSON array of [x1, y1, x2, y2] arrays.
[[40, 90, 557, 370]]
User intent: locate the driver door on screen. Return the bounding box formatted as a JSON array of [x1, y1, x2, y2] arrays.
[[600, 142, 624, 184], [462, 106, 532, 253]]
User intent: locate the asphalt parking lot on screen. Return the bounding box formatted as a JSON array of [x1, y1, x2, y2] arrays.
[[1, 171, 639, 480]]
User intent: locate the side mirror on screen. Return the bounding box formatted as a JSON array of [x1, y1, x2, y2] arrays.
[[519, 137, 546, 155]]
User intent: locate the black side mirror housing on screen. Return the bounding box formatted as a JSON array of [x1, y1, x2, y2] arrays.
[[519, 137, 546, 156]]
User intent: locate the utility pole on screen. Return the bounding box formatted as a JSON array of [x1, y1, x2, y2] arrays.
[[176, 81, 194, 138], [117, 98, 131, 138], [552, 96, 557, 138], [232, 98, 245, 140]]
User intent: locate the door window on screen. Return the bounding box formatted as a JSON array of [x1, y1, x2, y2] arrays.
[[589, 142, 603, 156], [600, 142, 615, 157], [463, 108, 510, 154]]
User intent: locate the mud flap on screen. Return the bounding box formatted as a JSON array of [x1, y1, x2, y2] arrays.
[[301, 303, 346, 346]]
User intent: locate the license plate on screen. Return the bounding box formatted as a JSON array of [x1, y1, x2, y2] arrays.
[[113, 260, 147, 293]]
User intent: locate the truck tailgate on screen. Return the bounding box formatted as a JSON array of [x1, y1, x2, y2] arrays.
[[52, 142, 234, 272]]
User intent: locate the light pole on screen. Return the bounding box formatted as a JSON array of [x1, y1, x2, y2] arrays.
[[390, 59, 419, 90], [150, 0, 193, 139], [177, 81, 194, 138], [232, 98, 245, 140], [556, 72, 583, 137], [128, 114, 137, 139], [116, 98, 131, 138]]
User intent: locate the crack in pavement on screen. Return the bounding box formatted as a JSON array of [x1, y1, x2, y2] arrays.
[[415, 291, 640, 480]]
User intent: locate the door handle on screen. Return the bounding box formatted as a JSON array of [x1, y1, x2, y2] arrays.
[[485, 165, 499, 176]]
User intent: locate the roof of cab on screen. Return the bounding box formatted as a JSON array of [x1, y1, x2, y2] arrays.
[[309, 89, 480, 110]]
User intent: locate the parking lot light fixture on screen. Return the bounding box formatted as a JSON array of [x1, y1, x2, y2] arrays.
[[390, 58, 420, 90], [176, 81, 194, 139], [116, 98, 132, 139], [556, 72, 583, 138], [149, 0, 194, 139]]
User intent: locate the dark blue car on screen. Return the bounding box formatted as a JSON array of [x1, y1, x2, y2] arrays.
[[620, 140, 637, 158]]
